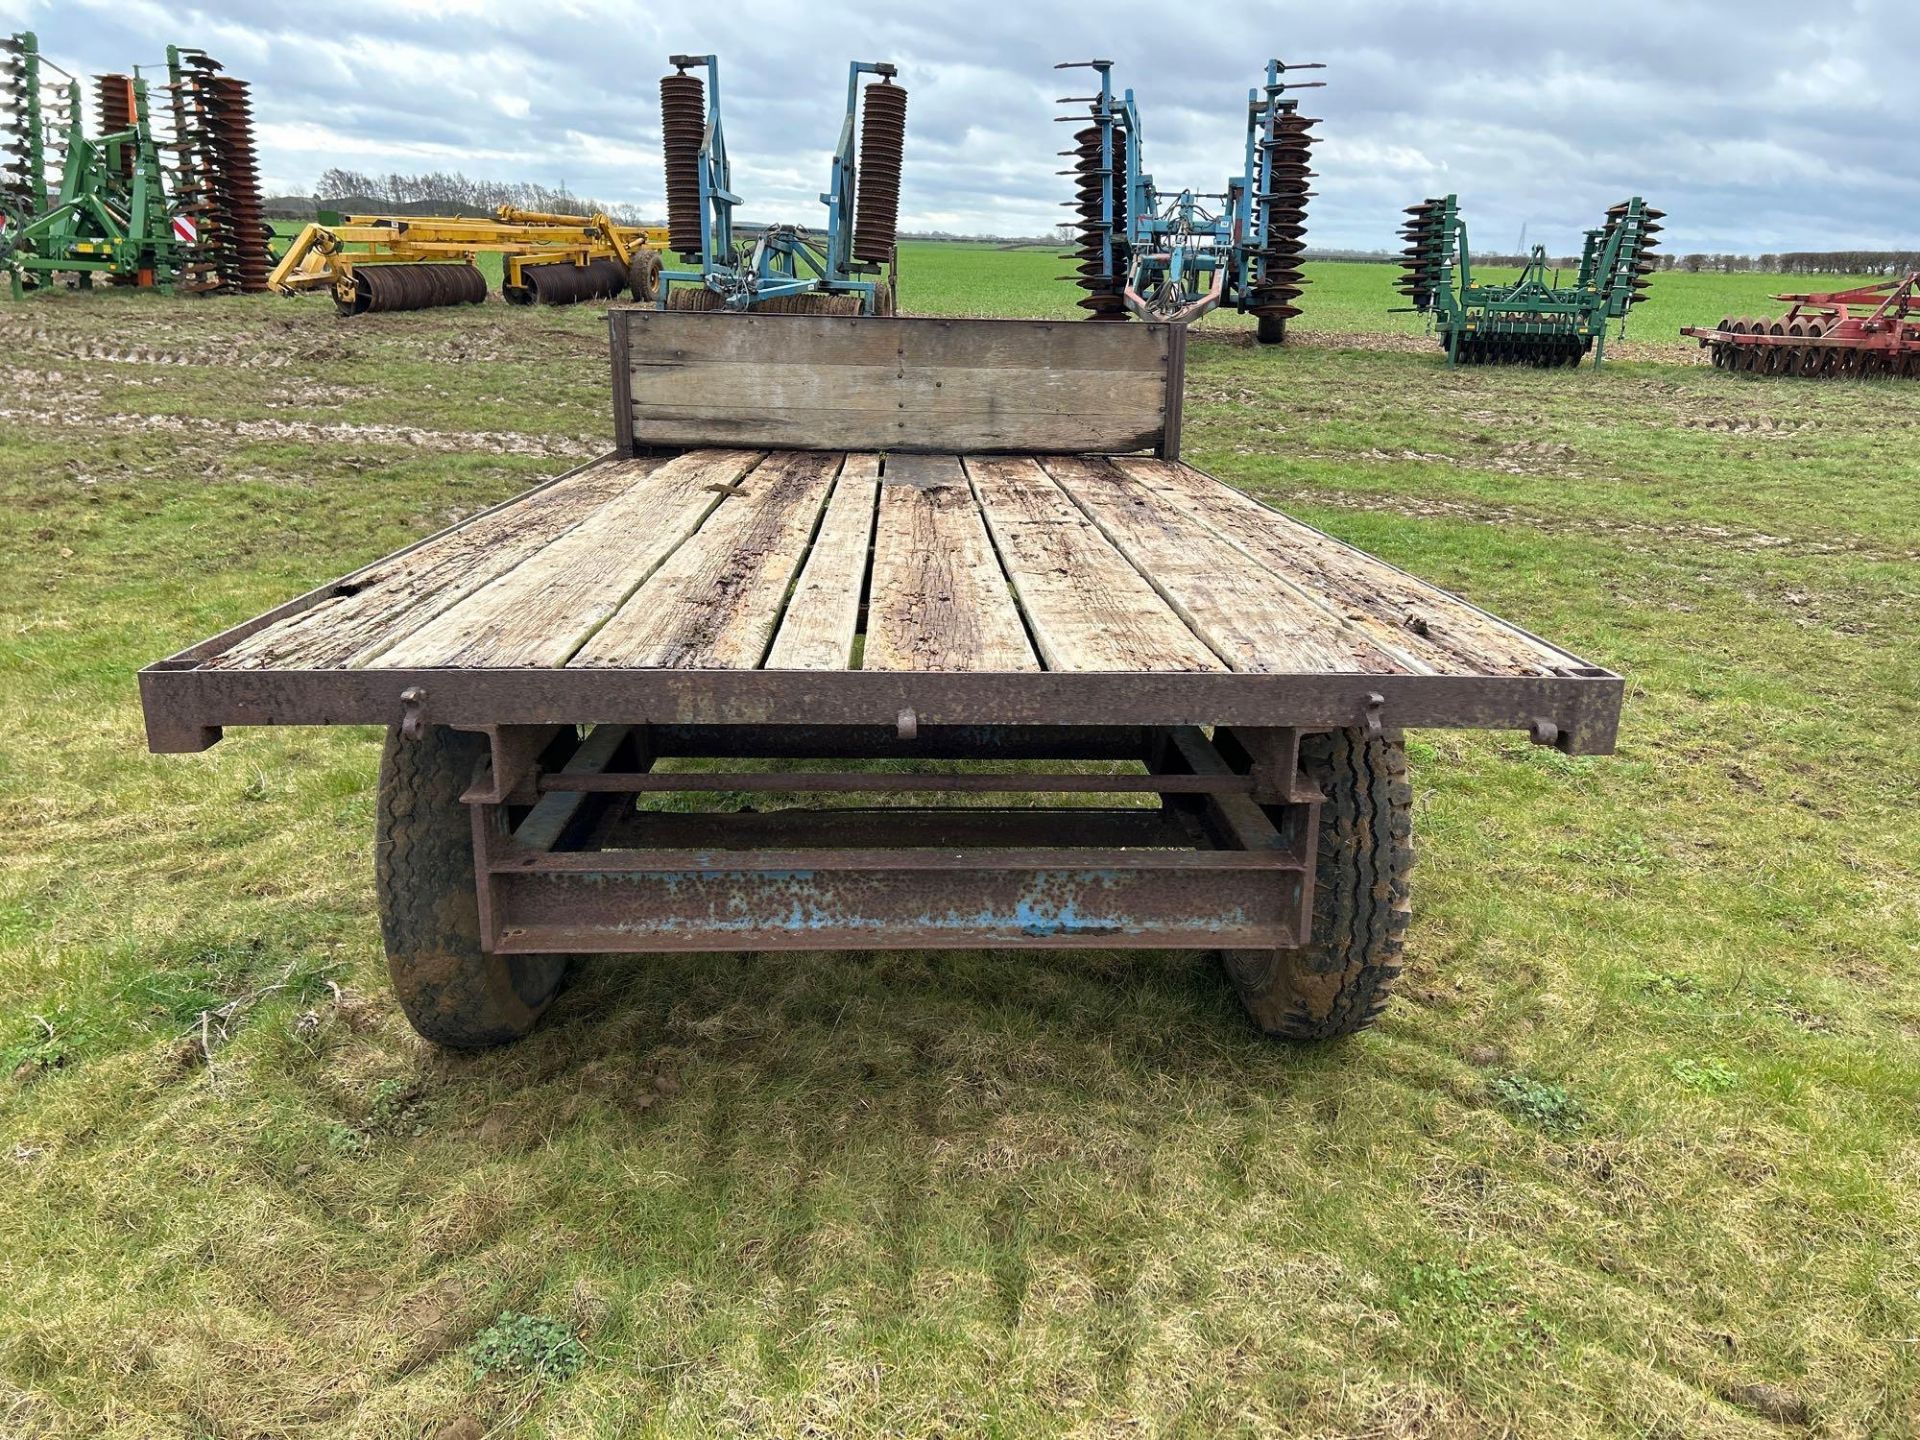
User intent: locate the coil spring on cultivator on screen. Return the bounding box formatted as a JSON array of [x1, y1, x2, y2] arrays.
[[2, 33, 45, 219], [205, 75, 268, 292], [95, 74, 135, 179], [1055, 58, 1321, 339], [660, 67, 705, 259], [653, 55, 903, 315], [164, 52, 268, 294], [1396, 197, 1452, 313], [1601, 199, 1662, 309]]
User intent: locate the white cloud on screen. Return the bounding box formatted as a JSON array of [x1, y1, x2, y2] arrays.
[[5, 0, 1917, 250]]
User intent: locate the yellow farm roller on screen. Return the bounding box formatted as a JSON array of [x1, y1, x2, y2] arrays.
[[268, 205, 669, 314]]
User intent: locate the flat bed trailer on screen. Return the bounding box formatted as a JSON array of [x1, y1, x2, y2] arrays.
[[141, 311, 1621, 1047]]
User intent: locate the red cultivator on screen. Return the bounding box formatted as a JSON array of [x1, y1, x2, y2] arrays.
[[1682, 273, 1920, 379]]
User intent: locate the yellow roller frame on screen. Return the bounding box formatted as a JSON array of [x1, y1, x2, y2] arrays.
[[267, 208, 670, 298]]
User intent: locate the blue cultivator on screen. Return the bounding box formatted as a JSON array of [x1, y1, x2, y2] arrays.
[[656, 55, 905, 314], [1057, 57, 1322, 342]]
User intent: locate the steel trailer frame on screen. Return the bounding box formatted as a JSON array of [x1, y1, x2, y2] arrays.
[[139, 312, 1621, 1040]]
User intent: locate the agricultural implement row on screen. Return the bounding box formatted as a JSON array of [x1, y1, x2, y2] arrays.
[[657, 55, 904, 314], [141, 309, 1621, 1054], [1397, 194, 1662, 367], [1059, 57, 1321, 341], [269, 207, 671, 315], [1680, 273, 1920, 379], [1, 34, 266, 297]]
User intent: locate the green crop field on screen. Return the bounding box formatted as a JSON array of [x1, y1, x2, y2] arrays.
[[896, 242, 1885, 351], [1, 253, 1916, 1439]]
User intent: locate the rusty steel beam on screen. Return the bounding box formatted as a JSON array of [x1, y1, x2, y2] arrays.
[[138, 665, 1623, 756], [484, 864, 1303, 953], [461, 719, 1313, 956], [536, 769, 1253, 795], [594, 805, 1192, 851]]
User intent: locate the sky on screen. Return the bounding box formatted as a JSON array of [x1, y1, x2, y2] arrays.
[[4, 0, 1916, 255]]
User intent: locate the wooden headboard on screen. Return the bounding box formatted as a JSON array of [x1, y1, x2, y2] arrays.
[[608, 307, 1185, 458]]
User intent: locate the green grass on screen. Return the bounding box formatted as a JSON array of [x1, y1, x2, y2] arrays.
[[0, 259, 1917, 1437], [896, 241, 1891, 352]]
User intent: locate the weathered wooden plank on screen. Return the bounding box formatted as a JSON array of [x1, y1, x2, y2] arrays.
[[624, 405, 1165, 458], [210, 457, 660, 671], [1042, 457, 1408, 675], [618, 311, 1171, 456], [1112, 458, 1575, 676], [628, 362, 1168, 417], [765, 455, 880, 671], [965, 457, 1222, 674], [883, 453, 966, 488], [865, 459, 1038, 673], [616, 309, 1172, 371], [573, 452, 841, 670], [373, 449, 764, 669]]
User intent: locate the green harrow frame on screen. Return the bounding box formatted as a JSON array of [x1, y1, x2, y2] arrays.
[[1396, 194, 1663, 368], [1, 32, 192, 296]]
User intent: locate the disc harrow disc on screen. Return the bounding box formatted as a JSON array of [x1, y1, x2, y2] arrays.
[[853, 79, 907, 264], [660, 71, 707, 257]]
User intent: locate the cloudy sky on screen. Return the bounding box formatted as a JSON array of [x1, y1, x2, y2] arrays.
[[6, 0, 1916, 255]]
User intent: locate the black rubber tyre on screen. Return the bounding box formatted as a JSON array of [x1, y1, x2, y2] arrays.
[[375, 726, 568, 1048], [1220, 729, 1413, 1040], [1255, 312, 1288, 345], [627, 249, 663, 303]]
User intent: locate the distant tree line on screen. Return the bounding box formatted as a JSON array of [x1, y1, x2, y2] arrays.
[[296, 168, 660, 227], [1671, 250, 1918, 276]]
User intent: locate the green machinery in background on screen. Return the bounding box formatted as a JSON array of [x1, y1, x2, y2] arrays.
[[1395, 194, 1663, 367], [0, 34, 266, 298]]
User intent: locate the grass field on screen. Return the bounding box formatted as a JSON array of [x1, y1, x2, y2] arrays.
[[1, 253, 1917, 1439], [897, 243, 1889, 352]]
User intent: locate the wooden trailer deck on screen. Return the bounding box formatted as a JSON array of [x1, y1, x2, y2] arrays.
[[145, 439, 1620, 756], [141, 311, 1619, 755], [205, 446, 1592, 678]]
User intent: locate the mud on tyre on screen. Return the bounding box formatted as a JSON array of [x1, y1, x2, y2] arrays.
[[375, 725, 569, 1048], [1220, 727, 1414, 1040]]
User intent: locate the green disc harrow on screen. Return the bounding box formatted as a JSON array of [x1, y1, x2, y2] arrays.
[[1396, 194, 1662, 368]]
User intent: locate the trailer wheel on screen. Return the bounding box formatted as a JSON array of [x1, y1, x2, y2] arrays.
[[628, 249, 663, 303], [1220, 728, 1413, 1041], [376, 725, 568, 1048], [1256, 313, 1287, 345]]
